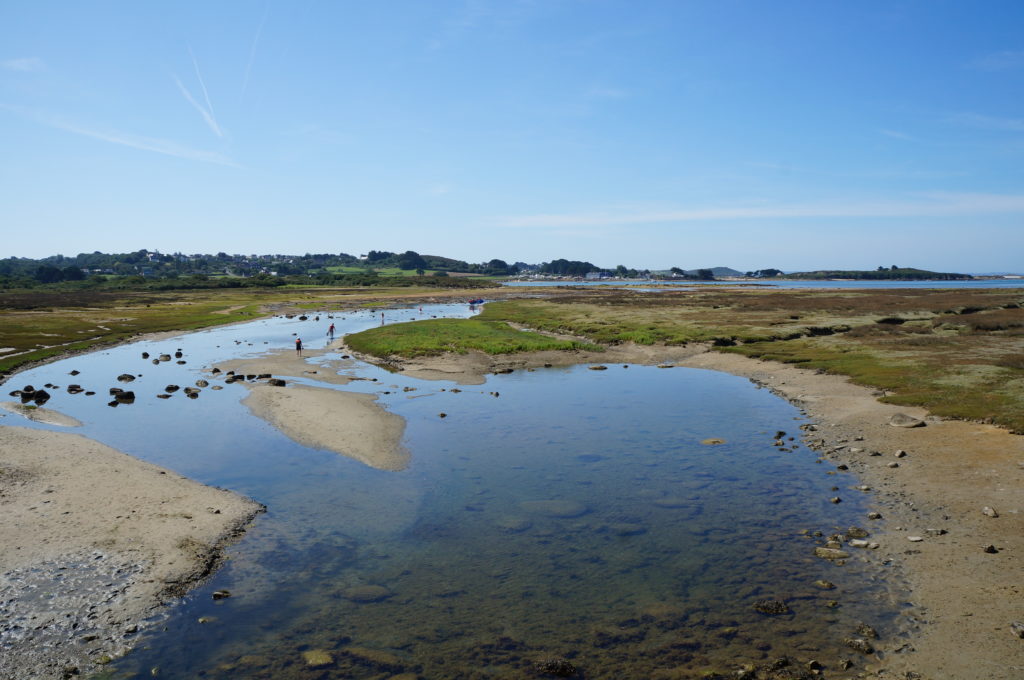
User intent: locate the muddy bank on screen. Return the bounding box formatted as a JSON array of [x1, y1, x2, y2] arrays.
[[0, 426, 264, 680], [345, 340, 708, 385]]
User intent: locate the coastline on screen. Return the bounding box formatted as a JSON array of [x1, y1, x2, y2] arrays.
[[0, 426, 264, 679], [368, 343, 1024, 679]]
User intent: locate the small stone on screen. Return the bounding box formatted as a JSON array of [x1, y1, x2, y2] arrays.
[[212, 590, 231, 600], [588, 365, 608, 370], [889, 413, 925, 428], [849, 539, 869, 548], [844, 637, 874, 654], [857, 485, 871, 491], [856, 622, 878, 639], [982, 544, 998, 554], [895, 449, 907, 458], [701, 438, 726, 445], [887, 462, 900, 468], [1010, 621, 1024, 639], [846, 526, 869, 539], [813, 580, 836, 590], [982, 506, 999, 518], [867, 512, 882, 520], [907, 535, 924, 542], [830, 497, 842, 504], [815, 547, 850, 560], [438, 412, 447, 418]]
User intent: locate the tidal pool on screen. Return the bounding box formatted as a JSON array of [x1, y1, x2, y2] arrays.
[[3, 306, 903, 679]]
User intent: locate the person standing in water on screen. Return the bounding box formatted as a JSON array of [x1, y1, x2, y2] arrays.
[[327, 323, 335, 340], [295, 337, 303, 355]]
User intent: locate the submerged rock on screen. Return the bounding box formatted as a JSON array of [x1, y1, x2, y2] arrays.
[[701, 438, 726, 445], [302, 649, 334, 668], [814, 547, 850, 560], [520, 500, 589, 518], [533, 658, 577, 677], [344, 585, 392, 603], [753, 599, 791, 616]]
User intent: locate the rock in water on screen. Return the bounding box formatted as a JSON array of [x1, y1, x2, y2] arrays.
[[343, 585, 392, 603], [815, 547, 850, 560], [889, 413, 925, 428], [302, 650, 334, 668], [533, 658, 577, 677], [753, 599, 791, 615], [701, 438, 726, 445], [520, 500, 589, 518]]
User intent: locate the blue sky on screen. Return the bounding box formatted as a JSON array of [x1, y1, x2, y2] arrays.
[[2, 1, 1023, 272]]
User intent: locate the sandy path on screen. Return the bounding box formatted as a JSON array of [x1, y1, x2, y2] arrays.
[[0, 426, 263, 679]]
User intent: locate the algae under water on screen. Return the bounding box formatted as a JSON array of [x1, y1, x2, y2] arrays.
[[4, 306, 903, 679]]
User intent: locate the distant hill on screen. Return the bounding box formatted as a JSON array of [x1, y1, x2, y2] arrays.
[[789, 267, 972, 281], [686, 266, 743, 277]]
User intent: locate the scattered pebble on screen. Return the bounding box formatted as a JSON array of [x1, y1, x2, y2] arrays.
[[982, 544, 999, 554], [907, 536, 924, 542], [982, 506, 999, 518]]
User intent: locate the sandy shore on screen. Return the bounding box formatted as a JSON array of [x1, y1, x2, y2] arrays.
[[0, 426, 264, 679], [241, 382, 409, 471], [373, 344, 1024, 679]]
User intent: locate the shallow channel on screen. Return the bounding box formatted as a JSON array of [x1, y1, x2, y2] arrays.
[[3, 305, 903, 679]]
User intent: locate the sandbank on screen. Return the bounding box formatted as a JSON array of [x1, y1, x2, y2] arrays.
[[241, 383, 408, 471], [347, 341, 708, 385], [0, 425, 263, 679], [1, 401, 83, 427], [213, 343, 357, 386]]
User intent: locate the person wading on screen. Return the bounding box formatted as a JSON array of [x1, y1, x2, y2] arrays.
[[327, 323, 335, 340], [295, 337, 303, 356]]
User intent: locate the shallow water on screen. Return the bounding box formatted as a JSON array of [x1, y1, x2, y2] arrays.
[[3, 305, 903, 679]]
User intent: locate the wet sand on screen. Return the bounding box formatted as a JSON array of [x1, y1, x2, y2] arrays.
[[0, 426, 263, 679], [241, 382, 409, 471], [394, 344, 1024, 678]]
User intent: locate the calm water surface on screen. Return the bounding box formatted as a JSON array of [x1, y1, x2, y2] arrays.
[[5, 305, 903, 679]]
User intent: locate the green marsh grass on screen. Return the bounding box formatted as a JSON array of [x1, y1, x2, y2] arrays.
[[344, 318, 601, 357]]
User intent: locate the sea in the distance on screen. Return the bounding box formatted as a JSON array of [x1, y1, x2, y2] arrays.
[[5, 305, 906, 679]]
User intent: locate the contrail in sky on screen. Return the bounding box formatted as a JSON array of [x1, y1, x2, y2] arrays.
[[241, 0, 271, 100], [187, 45, 222, 137], [173, 74, 223, 138]]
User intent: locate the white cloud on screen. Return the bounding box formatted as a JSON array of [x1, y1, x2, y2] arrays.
[[1, 57, 44, 72], [494, 193, 1024, 228]]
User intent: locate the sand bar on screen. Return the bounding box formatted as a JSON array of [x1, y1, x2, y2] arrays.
[[242, 383, 409, 471], [1, 401, 83, 427], [0, 425, 263, 679]]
